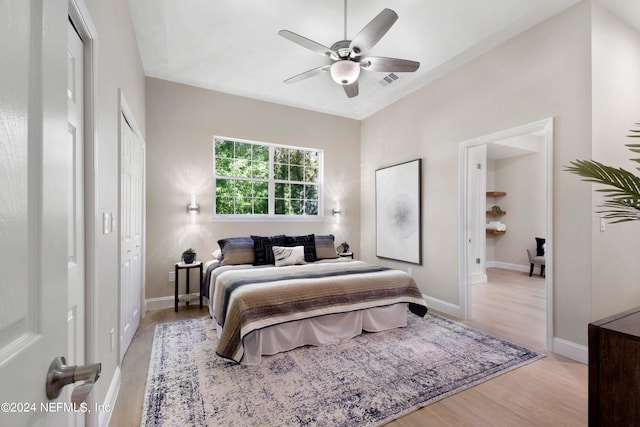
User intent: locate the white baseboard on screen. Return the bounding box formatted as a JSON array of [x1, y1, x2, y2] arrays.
[[145, 295, 174, 311], [552, 337, 588, 364], [469, 273, 488, 285], [486, 261, 530, 273], [145, 293, 205, 312], [422, 294, 462, 318], [99, 365, 120, 427]]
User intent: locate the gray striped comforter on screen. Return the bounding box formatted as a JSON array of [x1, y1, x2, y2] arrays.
[[208, 260, 427, 363]]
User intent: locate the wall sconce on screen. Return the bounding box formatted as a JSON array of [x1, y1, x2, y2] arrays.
[[332, 208, 342, 216], [187, 194, 200, 224]]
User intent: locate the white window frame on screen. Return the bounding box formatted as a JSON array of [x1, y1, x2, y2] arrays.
[[211, 135, 324, 222]]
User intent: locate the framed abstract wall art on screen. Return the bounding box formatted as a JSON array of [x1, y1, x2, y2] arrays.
[[375, 159, 422, 264]]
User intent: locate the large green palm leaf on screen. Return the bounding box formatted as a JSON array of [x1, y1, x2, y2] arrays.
[[565, 133, 640, 223], [627, 123, 640, 169]]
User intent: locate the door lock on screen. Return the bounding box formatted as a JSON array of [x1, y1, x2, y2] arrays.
[[46, 357, 101, 406]]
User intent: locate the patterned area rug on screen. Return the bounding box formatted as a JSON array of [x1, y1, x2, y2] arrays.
[[141, 312, 543, 427]]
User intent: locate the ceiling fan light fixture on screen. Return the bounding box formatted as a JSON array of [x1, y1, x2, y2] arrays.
[[279, 5, 417, 97], [330, 60, 360, 85]]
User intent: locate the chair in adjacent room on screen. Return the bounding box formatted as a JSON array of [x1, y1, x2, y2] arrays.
[[526, 248, 545, 277]]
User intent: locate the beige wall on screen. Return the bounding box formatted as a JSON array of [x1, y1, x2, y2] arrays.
[[591, 2, 640, 320], [82, 0, 147, 412], [145, 78, 361, 300], [361, 2, 593, 348], [492, 137, 547, 267]]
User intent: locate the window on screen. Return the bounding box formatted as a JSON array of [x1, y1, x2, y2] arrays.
[[213, 137, 322, 218]]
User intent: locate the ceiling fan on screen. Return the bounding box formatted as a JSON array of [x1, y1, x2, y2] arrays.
[[278, 0, 420, 98]]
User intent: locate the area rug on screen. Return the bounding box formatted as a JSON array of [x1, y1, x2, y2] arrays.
[[141, 312, 543, 427]]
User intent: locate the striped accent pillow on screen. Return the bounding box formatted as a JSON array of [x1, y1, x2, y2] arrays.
[[217, 237, 255, 265], [315, 234, 338, 259], [272, 246, 306, 267]]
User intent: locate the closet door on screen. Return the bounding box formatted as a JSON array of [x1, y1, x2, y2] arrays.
[[120, 112, 143, 361]]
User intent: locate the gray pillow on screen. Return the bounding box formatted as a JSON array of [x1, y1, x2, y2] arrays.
[[315, 234, 338, 259], [217, 237, 255, 265]]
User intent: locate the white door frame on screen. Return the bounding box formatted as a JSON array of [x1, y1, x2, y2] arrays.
[[458, 117, 554, 350], [68, 2, 99, 426], [465, 144, 488, 286], [67, 18, 86, 427]]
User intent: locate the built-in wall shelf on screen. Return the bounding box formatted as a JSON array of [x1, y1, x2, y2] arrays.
[[486, 191, 507, 235], [486, 230, 506, 235]]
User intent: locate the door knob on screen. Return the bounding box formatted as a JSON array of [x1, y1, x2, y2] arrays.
[[46, 357, 101, 406]]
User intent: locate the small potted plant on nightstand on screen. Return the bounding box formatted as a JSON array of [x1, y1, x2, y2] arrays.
[[182, 248, 196, 264], [340, 241, 350, 253]]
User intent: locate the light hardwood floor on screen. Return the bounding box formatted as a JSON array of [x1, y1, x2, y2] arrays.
[[109, 268, 587, 426]]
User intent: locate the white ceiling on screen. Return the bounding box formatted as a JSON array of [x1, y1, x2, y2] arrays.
[[487, 134, 543, 161], [128, 0, 635, 120]]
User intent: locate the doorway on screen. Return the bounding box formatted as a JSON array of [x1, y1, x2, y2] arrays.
[[459, 118, 553, 350]]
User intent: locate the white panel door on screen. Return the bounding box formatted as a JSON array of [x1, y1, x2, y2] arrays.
[[120, 114, 142, 361], [0, 0, 70, 426]]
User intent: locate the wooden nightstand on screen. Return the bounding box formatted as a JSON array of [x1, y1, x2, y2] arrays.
[[174, 261, 203, 312]]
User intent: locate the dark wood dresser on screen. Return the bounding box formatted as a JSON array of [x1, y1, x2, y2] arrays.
[[589, 306, 640, 426]]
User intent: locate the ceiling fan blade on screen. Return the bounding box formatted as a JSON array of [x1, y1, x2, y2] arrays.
[[349, 9, 398, 56], [278, 30, 335, 58], [360, 56, 420, 73], [343, 81, 359, 98], [283, 65, 331, 84]]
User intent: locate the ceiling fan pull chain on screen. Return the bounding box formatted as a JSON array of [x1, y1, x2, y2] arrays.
[[343, 0, 348, 40]]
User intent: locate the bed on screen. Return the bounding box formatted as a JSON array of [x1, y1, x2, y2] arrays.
[[201, 235, 428, 364]]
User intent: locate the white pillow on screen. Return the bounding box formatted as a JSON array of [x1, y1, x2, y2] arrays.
[[272, 245, 306, 267]]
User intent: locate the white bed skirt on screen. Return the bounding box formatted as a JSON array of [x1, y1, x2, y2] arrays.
[[213, 304, 409, 365]]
